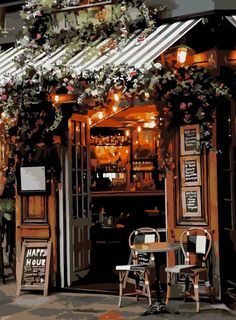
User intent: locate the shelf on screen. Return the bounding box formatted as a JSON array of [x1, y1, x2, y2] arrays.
[[91, 143, 130, 146], [91, 190, 165, 197]]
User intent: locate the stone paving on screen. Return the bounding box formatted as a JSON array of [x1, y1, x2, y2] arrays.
[[0, 280, 236, 320]]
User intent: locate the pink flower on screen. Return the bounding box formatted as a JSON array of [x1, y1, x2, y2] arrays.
[[180, 102, 187, 110], [66, 85, 74, 92], [36, 33, 42, 40], [0, 94, 7, 100]]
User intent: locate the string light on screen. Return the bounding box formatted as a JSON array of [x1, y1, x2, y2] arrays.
[[112, 105, 118, 112], [98, 111, 104, 120], [114, 93, 120, 102], [137, 126, 142, 132]]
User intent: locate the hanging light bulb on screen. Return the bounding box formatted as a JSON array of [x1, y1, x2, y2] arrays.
[[98, 111, 104, 120], [114, 93, 120, 102], [112, 105, 118, 113], [177, 47, 188, 64], [137, 126, 142, 133]]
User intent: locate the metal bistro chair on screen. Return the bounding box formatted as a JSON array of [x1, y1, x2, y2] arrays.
[[165, 227, 213, 312], [115, 227, 160, 307]]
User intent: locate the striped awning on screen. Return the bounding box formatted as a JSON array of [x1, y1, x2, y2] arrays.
[[70, 18, 202, 71], [0, 18, 202, 80], [226, 15, 236, 28]]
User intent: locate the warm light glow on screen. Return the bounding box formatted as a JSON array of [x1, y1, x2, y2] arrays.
[[137, 126, 142, 132], [114, 93, 120, 102], [177, 47, 187, 64], [144, 92, 150, 99], [54, 95, 60, 103], [98, 111, 104, 120], [88, 118, 92, 126], [125, 130, 130, 136], [112, 105, 118, 112]]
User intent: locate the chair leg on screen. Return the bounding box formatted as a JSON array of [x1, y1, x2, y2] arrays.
[[194, 273, 200, 312], [166, 272, 172, 304], [118, 271, 126, 308]]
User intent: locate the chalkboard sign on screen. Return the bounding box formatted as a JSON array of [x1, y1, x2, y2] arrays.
[[180, 125, 200, 155], [180, 155, 201, 186], [16, 241, 51, 296], [182, 187, 201, 217]]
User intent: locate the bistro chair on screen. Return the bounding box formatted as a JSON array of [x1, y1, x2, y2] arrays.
[[115, 227, 160, 307], [165, 227, 213, 312]]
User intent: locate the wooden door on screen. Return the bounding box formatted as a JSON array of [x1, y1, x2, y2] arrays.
[[165, 124, 221, 299], [66, 114, 91, 284]]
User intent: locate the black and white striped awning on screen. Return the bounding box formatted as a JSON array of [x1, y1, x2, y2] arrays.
[[70, 18, 202, 71], [0, 17, 203, 80], [226, 15, 236, 28]]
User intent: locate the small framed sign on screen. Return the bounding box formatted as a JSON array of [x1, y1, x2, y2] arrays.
[[180, 124, 200, 155], [18, 166, 49, 195], [16, 241, 51, 296], [180, 155, 201, 186], [181, 186, 201, 218]]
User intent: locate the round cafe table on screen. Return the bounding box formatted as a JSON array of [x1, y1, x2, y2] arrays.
[[130, 241, 181, 316]]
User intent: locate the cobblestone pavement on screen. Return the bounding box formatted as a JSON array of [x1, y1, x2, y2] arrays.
[[0, 280, 236, 320]]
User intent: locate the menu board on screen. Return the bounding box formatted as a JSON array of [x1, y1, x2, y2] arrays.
[[16, 241, 51, 296], [180, 155, 201, 186], [181, 187, 201, 217], [180, 124, 200, 155]]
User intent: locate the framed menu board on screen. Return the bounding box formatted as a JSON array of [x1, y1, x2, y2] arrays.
[[180, 124, 200, 155], [180, 155, 201, 186], [16, 241, 51, 296], [181, 186, 201, 218]]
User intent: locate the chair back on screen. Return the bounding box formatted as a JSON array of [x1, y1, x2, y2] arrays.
[[128, 227, 160, 265], [180, 227, 212, 267]]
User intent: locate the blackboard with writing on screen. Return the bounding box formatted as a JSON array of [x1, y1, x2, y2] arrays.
[[182, 187, 201, 217], [181, 156, 201, 186], [17, 241, 51, 296], [180, 125, 200, 155]]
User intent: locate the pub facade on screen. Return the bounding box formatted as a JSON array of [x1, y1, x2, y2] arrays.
[[0, 0, 235, 305]]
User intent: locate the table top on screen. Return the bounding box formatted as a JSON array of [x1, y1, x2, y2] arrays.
[[131, 242, 181, 253]]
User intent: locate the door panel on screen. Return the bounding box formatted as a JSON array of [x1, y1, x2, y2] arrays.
[[67, 114, 91, 283]]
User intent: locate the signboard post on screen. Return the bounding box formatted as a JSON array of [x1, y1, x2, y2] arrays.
[[16, 241, 51, 296]]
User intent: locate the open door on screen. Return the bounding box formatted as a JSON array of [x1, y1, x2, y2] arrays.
[[66, 114, 91, 285]]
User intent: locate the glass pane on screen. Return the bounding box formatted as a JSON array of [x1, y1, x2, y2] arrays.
[[72, 145, 76, 169], [72, 195, 77, 219], [77, 147, 82, 168], [72, 170, 77, 194], [77, 170, 82, 194], [76, 122, 81, 145], [83, 171, 88, 193], [83, 147, 87, 169], [78, 196, 83, 218], [81, 122, 86, 146], [71, 120, 76, 144], [83, 196, 88, 217]]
